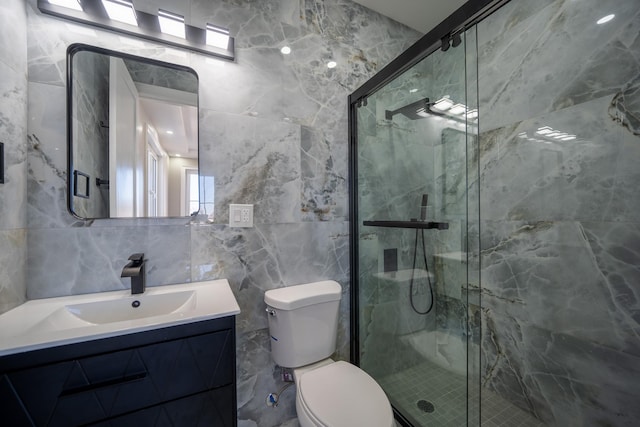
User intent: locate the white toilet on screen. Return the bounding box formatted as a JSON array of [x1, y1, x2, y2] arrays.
[[264, 280, 395, 427]]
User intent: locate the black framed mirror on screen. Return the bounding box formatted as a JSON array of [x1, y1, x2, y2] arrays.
[[67, 44, 199, 219]]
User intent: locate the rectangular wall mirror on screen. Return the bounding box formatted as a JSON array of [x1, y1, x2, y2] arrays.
[[67, 44, 200, 219]]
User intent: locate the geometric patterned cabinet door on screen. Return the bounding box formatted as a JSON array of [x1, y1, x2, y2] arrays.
[[89, 386, 235, 427], [0, 317, 237, 427]]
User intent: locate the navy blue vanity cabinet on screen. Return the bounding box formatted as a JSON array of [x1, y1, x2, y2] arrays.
[[0, 316, 237, 427]]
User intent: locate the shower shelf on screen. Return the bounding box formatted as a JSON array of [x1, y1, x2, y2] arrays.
[[362, 220, 449, 230]]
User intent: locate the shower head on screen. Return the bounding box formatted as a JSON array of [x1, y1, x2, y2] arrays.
[[385, 97, 470, 123], [385, 98, 431, 120]]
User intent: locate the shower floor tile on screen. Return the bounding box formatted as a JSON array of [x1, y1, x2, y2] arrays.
[[378, 360, 545, 426], [379, 360, 468, 426], [481, 389, 545, 427]]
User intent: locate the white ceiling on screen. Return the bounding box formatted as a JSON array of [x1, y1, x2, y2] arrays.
[[138, 98, 198, 159], [352, 0, 468, 33], [135, 83, 198, 159]]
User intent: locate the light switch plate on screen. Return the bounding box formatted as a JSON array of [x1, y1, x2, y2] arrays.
[[229, 204, 254, 227]]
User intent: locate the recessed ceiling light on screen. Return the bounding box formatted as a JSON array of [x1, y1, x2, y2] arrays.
[[206, 24, 230, 49], [596, 14, 615, 25], [175, 153, 181, 157], [166, 130, 174, 135], [281, 46, 291, 55], [48, 0, 82, 11], [158, 9, 185, 39], [327, 61, 337, 68], [102, 0, 137, 26]]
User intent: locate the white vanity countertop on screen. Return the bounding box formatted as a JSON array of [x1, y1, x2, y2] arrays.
[[0, 279, 240, 357]]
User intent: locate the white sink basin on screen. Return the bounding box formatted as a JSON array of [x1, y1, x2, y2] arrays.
[[65, 290, 196, 324], [0, 279, 240, 356]]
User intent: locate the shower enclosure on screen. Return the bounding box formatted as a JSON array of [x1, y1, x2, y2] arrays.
[[351, 0, 640, 426], [349, 14, 482, 424]]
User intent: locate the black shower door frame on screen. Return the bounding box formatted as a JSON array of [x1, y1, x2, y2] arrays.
[[348, 1, 510, 426]]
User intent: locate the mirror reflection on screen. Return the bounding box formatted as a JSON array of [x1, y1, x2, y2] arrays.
[[68, 44, 199, 219]]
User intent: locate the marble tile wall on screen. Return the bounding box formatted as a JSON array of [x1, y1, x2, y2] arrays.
[[477, 0, 640, 425], [0, 0, 27, 314], [70, 50, 110, 219], [21, 1, 420, 426]]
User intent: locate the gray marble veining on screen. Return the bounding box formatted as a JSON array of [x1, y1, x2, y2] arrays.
[[0, 62, 28, 230], [0, 0, 28, 313], [9, 1, 421, 426], [0, 229, 27, 314], [27, 224, 192, 299], [478, 0, 640, 132], [70, 50, 109, 219], [476, 0, 640, 424]]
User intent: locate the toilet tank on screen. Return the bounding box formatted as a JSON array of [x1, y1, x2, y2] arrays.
[[264, 281, 342, 368]]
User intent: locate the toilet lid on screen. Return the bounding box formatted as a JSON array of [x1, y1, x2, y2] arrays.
[[298, 361, 393, 427]]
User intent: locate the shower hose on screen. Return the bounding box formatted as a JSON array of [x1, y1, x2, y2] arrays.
[[409, 228, 434, 315]]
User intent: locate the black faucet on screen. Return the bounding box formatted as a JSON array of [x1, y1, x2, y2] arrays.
[[121, 253, 146, 295]]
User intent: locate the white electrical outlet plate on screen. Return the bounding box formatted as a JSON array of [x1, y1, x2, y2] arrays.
[[229, 204, 254, 228]]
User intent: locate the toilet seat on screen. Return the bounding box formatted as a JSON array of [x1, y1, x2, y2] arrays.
[[297, 361, 394, 427]]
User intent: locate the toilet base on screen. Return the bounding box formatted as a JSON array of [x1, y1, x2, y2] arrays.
[[296, 397, 318, 427], [296, 400, 398, 427], [292, 359, 396, 427]]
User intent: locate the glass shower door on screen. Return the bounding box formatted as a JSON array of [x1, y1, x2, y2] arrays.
[[353, 29, 480, 426]]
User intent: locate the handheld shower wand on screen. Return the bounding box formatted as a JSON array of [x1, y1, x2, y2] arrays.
[[410, 193, 434, 315]]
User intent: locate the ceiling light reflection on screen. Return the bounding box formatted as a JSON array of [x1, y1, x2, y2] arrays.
[[596, 14, 615, 25], [416, 108, 430, 118], [536, 126, 553, 135], [432, 97, 453, 111], [528, 126, 579, 143], [448, 104, 467, 115]]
